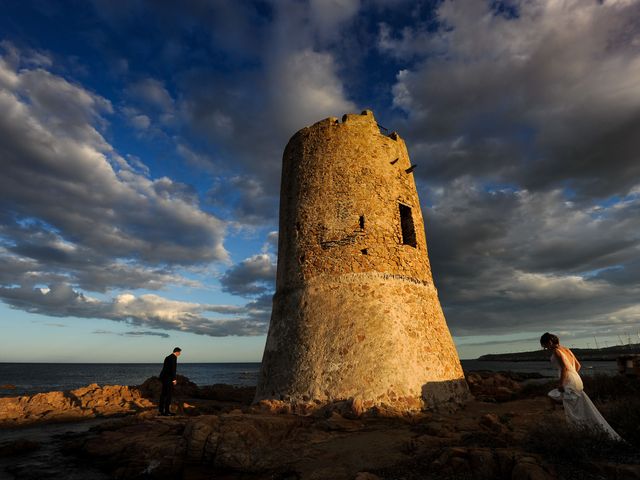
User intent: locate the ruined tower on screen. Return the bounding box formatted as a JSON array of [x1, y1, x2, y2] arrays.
[[256, 110, 468, 410]]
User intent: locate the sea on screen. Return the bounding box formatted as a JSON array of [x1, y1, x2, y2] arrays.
[[0, 360, 619, 397]]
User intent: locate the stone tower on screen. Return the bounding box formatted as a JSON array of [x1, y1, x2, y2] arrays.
[[256, 110, 468, 410]]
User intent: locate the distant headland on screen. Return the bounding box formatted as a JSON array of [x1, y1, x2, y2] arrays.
[[478, 343, 640, 362]]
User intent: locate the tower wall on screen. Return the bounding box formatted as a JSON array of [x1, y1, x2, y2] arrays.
[[256, 111, 469, 409]]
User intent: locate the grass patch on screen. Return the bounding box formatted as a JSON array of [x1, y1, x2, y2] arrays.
[[525, 421, 637, 464], [600, 396, 640, 447], [581, 374, 640, 403]]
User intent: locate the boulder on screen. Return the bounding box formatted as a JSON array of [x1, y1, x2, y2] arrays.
[[466, 371, 523, 402], [137, 375, 198, 399], [195, 383, 255, 403], [183, 414, 308, 472]]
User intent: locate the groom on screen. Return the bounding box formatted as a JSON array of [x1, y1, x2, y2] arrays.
[[158, 347, 182, 416]]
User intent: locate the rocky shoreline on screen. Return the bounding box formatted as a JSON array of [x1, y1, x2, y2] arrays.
[[1, 372, 638, 480]]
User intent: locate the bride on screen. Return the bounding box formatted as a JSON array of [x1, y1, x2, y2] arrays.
[[540, 332, 621, 440]]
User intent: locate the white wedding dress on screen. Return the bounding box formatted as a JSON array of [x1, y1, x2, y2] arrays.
[[548, 349, 621, 441]]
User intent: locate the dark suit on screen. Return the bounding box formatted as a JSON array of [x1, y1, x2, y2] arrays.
[[158, 353, 177, 414]]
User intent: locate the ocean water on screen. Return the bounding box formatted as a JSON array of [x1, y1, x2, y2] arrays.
[[0, 363, 260, 396], [0, 360, 618, 396]]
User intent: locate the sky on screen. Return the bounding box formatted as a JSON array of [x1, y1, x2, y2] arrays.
[[0, 0, 639, 363]]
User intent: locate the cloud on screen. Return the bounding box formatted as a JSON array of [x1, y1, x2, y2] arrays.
[[0, 42, 242, 339], [207, 176, 278, 225], [388, 0, 640, 198], [263, 231, 278, 254], [220, 254, 276, 297], [424, 179, 640, 337], [0, 46, 228, 279], [126, 78, 174, 112], [122, 106, 151, 130], [1, 283, 269, 337], [5, 1, 638, 354], [309, 0, 360, 39], [93, 329, 170, 338], [176, 1, 358, 225]]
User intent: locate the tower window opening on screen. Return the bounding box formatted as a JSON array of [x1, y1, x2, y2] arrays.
[[359, 215, 365, 230], [399, 204, 417, 247]]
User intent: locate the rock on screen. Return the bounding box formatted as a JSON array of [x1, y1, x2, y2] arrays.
[[316, 411, 365, 432], [196, 383, 255, 404], [0, 439, 41, 457], [137, 375, 198, 399], [466, 371, 522, 402], [183, 416, 220, 462], [511, 456, 554, 480], [80, 418, 187, 479], [468, 448, 497, 480], [349, 397, 366, 418], [182, 414, 308, 472], [0, 384, 16, 390], [0, 384, 155, 427], [616, 464, 640, 480], [253, 399, 293, 415], [495, 448, 516, 477], [354, 473, 381, 480], [479, 413, 502, 431], [450, 456, 472, 475]]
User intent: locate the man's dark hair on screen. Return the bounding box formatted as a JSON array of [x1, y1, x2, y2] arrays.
[[173, 347, 182, 353], [540, 332, 559, 347]]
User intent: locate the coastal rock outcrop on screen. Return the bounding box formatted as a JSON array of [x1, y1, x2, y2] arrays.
[[0, 384, 154, 427], [466, 371, 524, 402], [137, 375, 198, 399]]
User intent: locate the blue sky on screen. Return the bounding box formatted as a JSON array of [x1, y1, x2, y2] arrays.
[[0, 0, 639, 362]]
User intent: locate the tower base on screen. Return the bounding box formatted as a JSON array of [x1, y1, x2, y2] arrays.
[[255, 273, 470, 410]]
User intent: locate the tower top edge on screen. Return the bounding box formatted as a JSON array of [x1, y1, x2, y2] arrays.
[[288, 110, 404, 144]]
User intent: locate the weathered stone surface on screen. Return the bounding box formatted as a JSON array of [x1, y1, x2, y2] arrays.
[[80, 418, 186, 478], [429, 446, 555, 480], [256, 110, 469, 411], [354, 473, 382, 480], [137, 374, 199, 399], [511, 456, 555, 480], [0, 439, 41, 457], [467, 371, 523, 402], [0, 384, 154, 427], [19, 393, 626, 480]]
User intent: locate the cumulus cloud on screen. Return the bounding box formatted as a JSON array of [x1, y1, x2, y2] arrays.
[[177, 0, 358, 225], [0, 284, 269, 337], [0, 43, 242, 338], [263, 231, 278, 254], [388, 0, 640, 197], [5, 1, 639, 353], [220, 253, 276, 297], [126, 78, 174, 113], [424, 179, 640, 337], [0, 46, 228, 274], [207, 176, 279, 225]]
